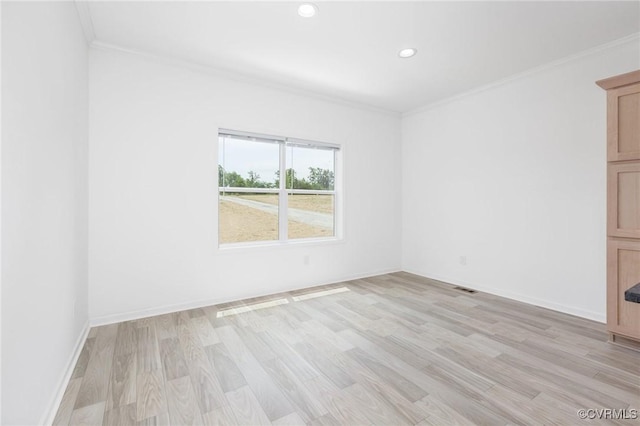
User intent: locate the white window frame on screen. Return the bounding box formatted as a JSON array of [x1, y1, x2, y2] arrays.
[[218, 128, 342, 248]]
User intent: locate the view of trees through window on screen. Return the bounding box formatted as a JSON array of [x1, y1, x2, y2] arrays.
[[218, 132, 338, 245], [218, 165, 334, 190]]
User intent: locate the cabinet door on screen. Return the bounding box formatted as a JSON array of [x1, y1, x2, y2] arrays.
[[607, 240, 640, 338], [608, 162, 640, 239], [608, 83, 640, 162]]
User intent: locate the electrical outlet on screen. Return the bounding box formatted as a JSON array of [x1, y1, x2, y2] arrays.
[[304, 255, 310, 265], [459, 256, 467, 266]]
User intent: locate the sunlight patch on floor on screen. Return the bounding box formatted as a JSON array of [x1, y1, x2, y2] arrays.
[[216, 298, 289, 317], [292, 286, 350, 302]]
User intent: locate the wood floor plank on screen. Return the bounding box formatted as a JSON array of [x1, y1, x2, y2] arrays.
[[103, 402, 137, 426], [484, 384, 576, 425], [159, 337, 189, 381], [294, 302, 349, 333], [276, 349, 319, 382], [217, 325, 295, 421], [352, 327, 432, 370], [136, 369, 167, 421], [472, 329, 638, 406], [337, 328, 458, 394], [205, 343, 247, 393], [366, 317, 402, 337], [347, 346, 427, 402], [423, 357, 495, 394], [135, 412, 169, 426], [303, 376, 371, 425], [272, 411, 306, 425], [254, 326, 300, 362], [586, 349, 640, 375], [201, 404, 238, 426], [53, 378, 82, 426], [187, 307, 207, 318], [69, 402, 106, 426], [261, 356, 328, 422], [300, 319, 355, 352], [279, 303, 312, 322], [134, 317, 155, 329], [315, 298, 373, 331], [71, 338, 96, 379], [191, 315, 221, 346], [165, 376, 203, 425], [435, 346, 540, 399], [115, 321, 138, 356], [74, 325, 118, 409], [532, 391, 600, 425], [594, 370, 640, 395], [93, 324, 120, 352], [344, 382, 414, 425], [382, 323, 441, 351], [225, 386, 271, 426], [154, 314, 177, 340], [414, 395, 476, 425], [308, 413, 341, 426], [106, 352, 137, 410], [332, 351, 427, 424], [176, 311, 208, 362], [136, 325, 161, 373], [497, 352, 632, 409], [234, 325, 278, 362], [293, 342, 355, 389], [187, 355, 227, 414]]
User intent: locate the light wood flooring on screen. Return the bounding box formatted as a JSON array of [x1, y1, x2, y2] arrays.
[[54, 272, 640, 425]]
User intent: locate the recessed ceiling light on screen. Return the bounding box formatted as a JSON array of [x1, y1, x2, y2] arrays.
[[398, 48, 417, 58], [298, 3, 317, 18]]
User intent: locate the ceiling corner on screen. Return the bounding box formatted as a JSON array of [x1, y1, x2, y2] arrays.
[[74, 1, 96, 46]]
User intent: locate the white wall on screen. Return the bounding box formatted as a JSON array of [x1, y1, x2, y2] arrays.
[[1, 3, 89, 425], [0, 2, 3, 422], [402, 38, 640, 322], [88, 48, 402, 321]]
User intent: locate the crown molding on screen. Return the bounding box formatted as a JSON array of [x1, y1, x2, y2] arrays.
[[403, 32, 640, 118], [89, 40, 401, 119], [74, 1, 96, 45]]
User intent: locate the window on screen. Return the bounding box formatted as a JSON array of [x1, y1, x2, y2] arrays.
[[218, 129, 339, 246]]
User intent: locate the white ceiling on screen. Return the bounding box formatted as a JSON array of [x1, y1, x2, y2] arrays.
[[84, 1, 640, 113]]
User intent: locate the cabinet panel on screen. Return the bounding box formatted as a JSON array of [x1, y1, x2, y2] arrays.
[[607, 162, 640, 238], [608, 83, 640, 162], [607, 240, 640, 338], [599, 70, 640, 348]]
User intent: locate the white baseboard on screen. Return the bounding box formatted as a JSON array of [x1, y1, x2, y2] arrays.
[[90, 267, 402, 327], [402, 268, 606, 324], [39, 320, 90, 426]]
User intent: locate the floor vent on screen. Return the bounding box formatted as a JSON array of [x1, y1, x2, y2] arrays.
[[454, 286, 477, 294]]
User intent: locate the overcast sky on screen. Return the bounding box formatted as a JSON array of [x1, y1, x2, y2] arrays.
[[218, 136, 334, 184]]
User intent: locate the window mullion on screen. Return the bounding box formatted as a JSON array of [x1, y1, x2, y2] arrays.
[[278, 142, 287, 241]]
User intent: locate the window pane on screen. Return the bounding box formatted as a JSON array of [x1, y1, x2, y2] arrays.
[[219, 136, 280, 189], [219, 192, 279, 244], [288, 193, 335, 239], [285, 146, 335, 190], [218, 131, 338, 246]]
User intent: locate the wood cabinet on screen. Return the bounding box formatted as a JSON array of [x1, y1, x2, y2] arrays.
[[597, 70, 640, 349], [607, 240, 640, 339], [608, 162, 640, 239]]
